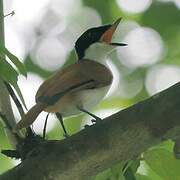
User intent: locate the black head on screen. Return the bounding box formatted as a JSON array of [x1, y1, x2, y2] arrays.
[[75, 25, 111, 60], [75, 18, 127, 60]]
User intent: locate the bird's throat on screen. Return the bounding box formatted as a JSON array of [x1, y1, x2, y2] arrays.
[[83, 42, 115, 65]]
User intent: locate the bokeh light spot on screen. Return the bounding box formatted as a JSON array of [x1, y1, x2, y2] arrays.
[[50, 0, 81, 18], [58, 7, 102, 52], [113, 20, 140, 41], [116, 0, 152, 13], [117, 27, 164, 69], [12, 0, 49, 24], [174, 0, 180, 9], [5, 22, 25, 60], [118, 75, 143, 99], [145, 65, 180, 95], [31, 37, 67, 71]]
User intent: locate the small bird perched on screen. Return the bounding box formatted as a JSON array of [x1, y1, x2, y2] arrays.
[[15, 18, 127, 136]]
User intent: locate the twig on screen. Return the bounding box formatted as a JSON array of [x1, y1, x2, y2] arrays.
[[3, 11, 15, 18], [3, 81, 34, 137], [4, 82, 25, 117]]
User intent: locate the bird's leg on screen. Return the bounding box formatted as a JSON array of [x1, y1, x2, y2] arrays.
[[77, 107, 102, 124], [43, 113, 49, 139], [55, 113, 69, 138]]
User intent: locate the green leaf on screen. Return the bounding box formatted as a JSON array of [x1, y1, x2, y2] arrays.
[[137, 161, 162, 180], [95, 169, 112, 180], [144, 148, 180, 180], [127, 160, 140, 174], [124, 167, 136, 180], [0, 47, 27, 109], [0, 122, 15, 173], [111, 162, 125, 179], [149, 140, 174, 153], [12, 82, 27, 110], [0, 46, 27, 76], [0, 57, 18, 84], [0, 61, 27, 109], [135, 174, 152, 180]]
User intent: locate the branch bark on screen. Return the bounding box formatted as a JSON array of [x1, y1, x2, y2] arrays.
[[1, 81, 180, 180]]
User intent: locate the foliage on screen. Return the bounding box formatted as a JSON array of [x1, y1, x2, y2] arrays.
[[0, 46, 27, 108]]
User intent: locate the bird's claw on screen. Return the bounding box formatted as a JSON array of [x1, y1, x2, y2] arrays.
[[91, 117, 102, 124], [84, 124, 90, 129], [63, 133, 70, 138]]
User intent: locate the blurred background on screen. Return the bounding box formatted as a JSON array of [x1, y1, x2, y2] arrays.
[[0, 0, 180, 179]]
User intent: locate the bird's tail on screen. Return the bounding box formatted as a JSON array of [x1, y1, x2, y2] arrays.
[[15, 103, 47, 130]]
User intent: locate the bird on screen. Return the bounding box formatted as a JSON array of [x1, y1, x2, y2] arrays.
[[15, 18, 127, 136]]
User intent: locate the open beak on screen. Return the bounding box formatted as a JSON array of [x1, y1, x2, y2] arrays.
[[100, 18, 127, 46]]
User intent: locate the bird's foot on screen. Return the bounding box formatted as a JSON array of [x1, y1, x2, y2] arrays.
[[63, 133, 70, 138], [91, 117, 102, 124], [84, 124, 90, 129]]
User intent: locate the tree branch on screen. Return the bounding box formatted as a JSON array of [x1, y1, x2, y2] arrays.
[[0, 0, 19, 147], [1, 81, 180, 179]]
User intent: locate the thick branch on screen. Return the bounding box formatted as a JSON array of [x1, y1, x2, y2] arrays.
[[1, 82, 180, 180]]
